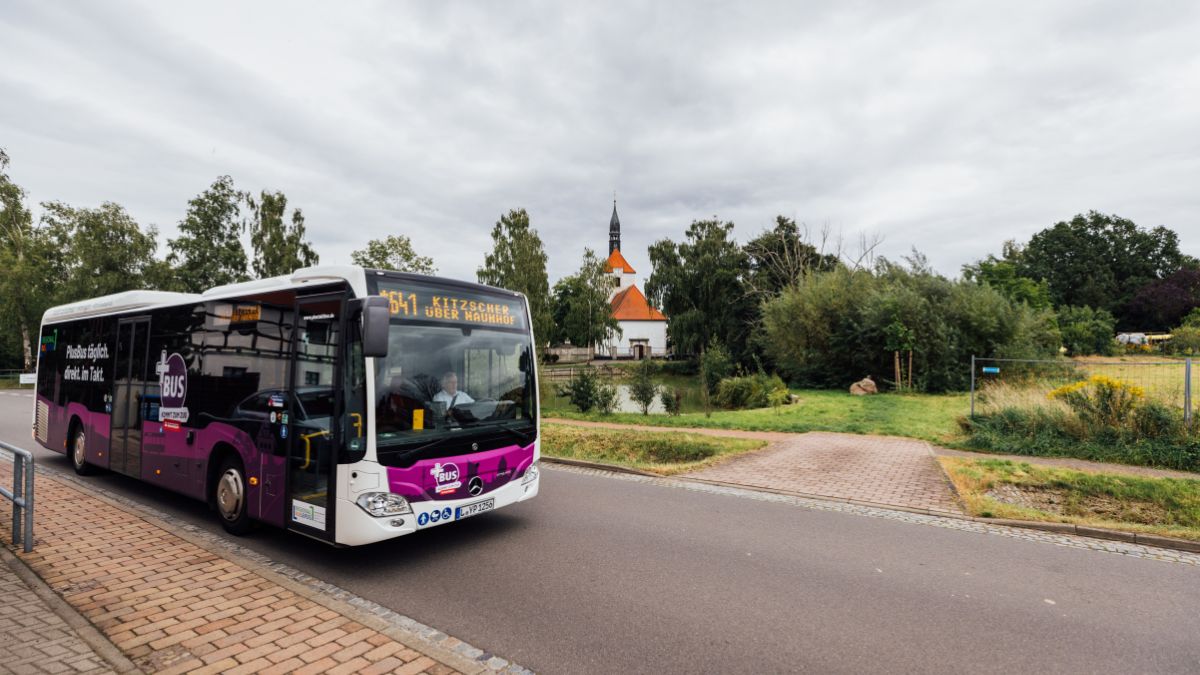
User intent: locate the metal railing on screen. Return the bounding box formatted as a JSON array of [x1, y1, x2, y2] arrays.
[[0, 441, 34, 553]]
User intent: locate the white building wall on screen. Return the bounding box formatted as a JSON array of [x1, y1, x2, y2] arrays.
[[606, 320, 668, 357]]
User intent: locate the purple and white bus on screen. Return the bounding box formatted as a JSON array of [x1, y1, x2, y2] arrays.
[[32, 266, 540, 546]]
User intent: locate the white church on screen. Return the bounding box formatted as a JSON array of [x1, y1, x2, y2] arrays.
[[600, 202, 669, 359]]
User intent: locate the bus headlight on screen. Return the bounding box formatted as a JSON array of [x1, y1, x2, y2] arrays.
[[521, 463, 539, 485], [356, 492, 413, 517]]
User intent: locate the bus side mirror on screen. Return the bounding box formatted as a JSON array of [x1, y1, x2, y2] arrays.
[[356, 296, 390, 358]]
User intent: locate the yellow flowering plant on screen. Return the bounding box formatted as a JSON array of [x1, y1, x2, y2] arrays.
[[1048, 375, 1145, 430]]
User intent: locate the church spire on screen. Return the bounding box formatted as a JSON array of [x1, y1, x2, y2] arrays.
[[609, 198, 621, 254]]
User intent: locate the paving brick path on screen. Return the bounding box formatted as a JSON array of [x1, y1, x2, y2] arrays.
[[681, 431, 964, 514], [0, 461, 470, 675], [0, 551, 117, 674]]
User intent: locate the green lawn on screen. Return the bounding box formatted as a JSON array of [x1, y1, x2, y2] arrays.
[[941, 456, 1200, 541], [541, 422, 767, 475], [544, 388, 969, 444]]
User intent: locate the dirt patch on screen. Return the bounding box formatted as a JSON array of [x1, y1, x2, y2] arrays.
[[985, 483, 1169, 524]]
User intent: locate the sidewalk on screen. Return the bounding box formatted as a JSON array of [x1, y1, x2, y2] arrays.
[[1, 546, 130, 674], [0, 459, 517, 675]]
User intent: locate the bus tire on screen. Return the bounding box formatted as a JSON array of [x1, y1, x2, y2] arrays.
[[214, 455, 253, 535], [70, 424, 96, 476]]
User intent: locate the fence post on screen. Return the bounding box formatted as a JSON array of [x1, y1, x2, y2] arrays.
[[12, 453, 23, 547], [969, 355, 976, 420], [1186, 358, 1193, 426]]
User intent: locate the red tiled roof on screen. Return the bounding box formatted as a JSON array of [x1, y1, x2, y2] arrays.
[[611, 285, 667, 321], [604, 248, 636, 274]]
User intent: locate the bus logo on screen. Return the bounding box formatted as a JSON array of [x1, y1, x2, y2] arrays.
[[431, 462, 461, 495], [155, 350, 190, 423]]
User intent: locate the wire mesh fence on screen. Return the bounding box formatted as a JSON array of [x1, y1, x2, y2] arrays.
[[969, 356, 1196, 423]]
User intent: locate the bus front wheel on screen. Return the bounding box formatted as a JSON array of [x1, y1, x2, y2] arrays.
[[214, 455, 253, 535], [70, 426, 96, 476]]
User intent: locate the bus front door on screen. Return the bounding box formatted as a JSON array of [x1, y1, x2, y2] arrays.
[[286, 293, 344, 541], [110, 318, 151, 478]]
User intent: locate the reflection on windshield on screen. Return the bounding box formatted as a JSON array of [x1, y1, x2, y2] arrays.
[[375, 323, 533, 446]]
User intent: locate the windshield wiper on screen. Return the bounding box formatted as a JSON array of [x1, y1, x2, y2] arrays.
[[488, 420, 534, 446]]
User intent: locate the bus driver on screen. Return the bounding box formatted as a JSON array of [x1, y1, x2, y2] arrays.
[[433, 371, 474, 408]]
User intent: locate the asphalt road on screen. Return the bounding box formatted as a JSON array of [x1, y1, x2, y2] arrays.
[[3, 392, 1199, 674]]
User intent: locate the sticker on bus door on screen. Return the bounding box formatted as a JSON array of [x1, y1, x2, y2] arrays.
[[291, 500, 326, 530]]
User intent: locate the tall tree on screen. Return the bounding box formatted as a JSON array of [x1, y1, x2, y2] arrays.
[[1124, 268, 1200, 331], [350, 234, 436, 275], [962, 241, 1052, 309], [477, 208, 552, 345], [1016, 212, 1189, 327], [551, 248, 620, 347], [744, 216, 839, 297], [38, 201, 161, 302], [0, 149, 43, 369], [645, 218, 753, 361], [166, 175, 249, 292], [246, 190, 318, 278]]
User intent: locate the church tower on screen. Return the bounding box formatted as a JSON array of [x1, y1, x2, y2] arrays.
[[609, 200, 621, 254]]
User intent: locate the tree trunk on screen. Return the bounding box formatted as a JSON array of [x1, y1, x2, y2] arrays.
[[20, 320, 32, 372], [907, 350, 913, 390], [894, 351, 901, 392]]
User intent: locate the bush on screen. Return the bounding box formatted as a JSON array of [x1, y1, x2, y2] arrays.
[[659, 387, 682, 416], [699, 342, 732, 394], [713, 373, 788, 410], [1057, 305, 1118, 356], [595, 381, 619, 415], [1048, 375, 1144, 430], [629, 359, 660, 415], [557, 368, 604, 413], [1167, 326, 1200, 355]]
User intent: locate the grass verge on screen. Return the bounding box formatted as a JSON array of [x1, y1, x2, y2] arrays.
[[541, 422, 768, 475], [939, 456, 1200, 541], [544, 389, 967, 444]]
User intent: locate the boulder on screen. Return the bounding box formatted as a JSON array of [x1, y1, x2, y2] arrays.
[[849, 376, 877, 396]]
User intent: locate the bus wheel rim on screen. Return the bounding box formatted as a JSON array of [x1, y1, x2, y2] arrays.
[[217, 469, 244, 521], [74, 431, 86, 466]]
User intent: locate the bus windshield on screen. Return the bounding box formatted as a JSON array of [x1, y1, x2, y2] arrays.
[[370, 278, 535, 456]]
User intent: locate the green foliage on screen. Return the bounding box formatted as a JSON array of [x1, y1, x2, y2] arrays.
[[1183, 308, 1200, 328], [0, 148, 40, 369], [350, 234, 436, 275], [761, 260, 1060, 393], [698, 341, 732, 394], [477, 208, 553, 346], [713, 372, 788, 410], [1016, 211, 1190, 327], [550, 248, 620, 347], [962, 243, 1053, 309], [744, 216, 839, 296], [1048, 375, 1144, 430], [595, 381, 619, 415], [1056, 305, 1117, 356], [541, 424, 766, 475], [39, 201, 161, 300], [659, 387, 682, 416], [166, 175, 249, 293], [646, 218, 754, 362], [629, 359, 660, 415], [245, 190, 318, 278], [557, 367, 602, 413], [1166, 326, 1200, 355]]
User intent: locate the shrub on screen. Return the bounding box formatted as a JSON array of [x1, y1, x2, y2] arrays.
[[659, 387, 682, 416], [595, 382, 618, 415], [1167, 326, 1200, 355], [1048, 375, 1144, 430], [714, 373, 788, 410], [629, 359, 660, 415], [699, 342, 732, 394], [1056, 305, 1118, 356], [557, 368, 602, 413]]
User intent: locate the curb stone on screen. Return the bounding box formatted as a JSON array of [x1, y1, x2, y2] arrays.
[[0, 451, 534, 675], [542, 455, 1200, 556]]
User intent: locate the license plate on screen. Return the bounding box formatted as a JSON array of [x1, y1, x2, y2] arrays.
[[456, 499, 494, 520]]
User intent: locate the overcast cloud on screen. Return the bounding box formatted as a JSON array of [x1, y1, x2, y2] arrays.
[[2, 1, 1198, 284]]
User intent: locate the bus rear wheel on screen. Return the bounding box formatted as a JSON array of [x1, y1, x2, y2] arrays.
[[214, 455, 253, 535], [70, 426, 96, 476]]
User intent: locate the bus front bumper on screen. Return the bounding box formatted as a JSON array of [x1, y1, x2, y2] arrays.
[[334, 468, 540, 547]]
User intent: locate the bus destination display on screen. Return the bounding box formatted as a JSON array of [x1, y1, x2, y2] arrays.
[[376, 282, 525, 329]]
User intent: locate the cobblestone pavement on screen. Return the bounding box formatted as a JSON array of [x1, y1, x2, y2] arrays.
[[0, 458, 516, 675], [0, 553, 116, 674], [549, 463, 1200, 566], [681, 431, 965, 514]]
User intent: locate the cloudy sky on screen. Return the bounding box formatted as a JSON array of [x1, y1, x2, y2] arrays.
[[2, 1, 1198, 284]]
